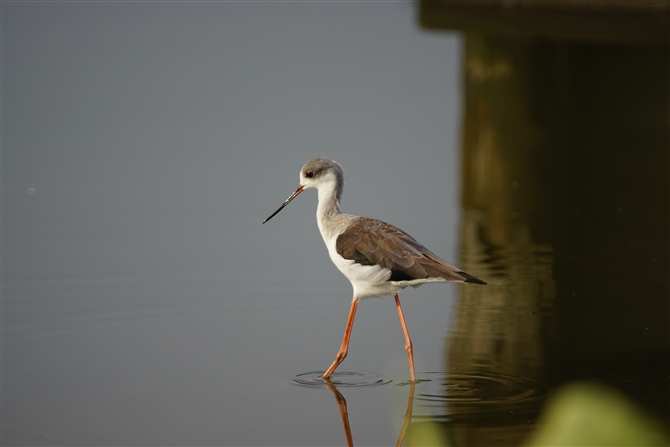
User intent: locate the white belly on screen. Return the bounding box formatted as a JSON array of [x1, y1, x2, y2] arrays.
[[324, 235, 445, 298]]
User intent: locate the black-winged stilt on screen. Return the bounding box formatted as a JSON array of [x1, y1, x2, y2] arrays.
[[263, 157, 486, 382]]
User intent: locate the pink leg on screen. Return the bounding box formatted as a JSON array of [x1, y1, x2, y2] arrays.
[[394, 293, 415, 382], [323, 298, 360, 379]]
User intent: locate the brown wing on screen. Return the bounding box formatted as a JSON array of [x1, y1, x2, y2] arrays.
[[336, 217, 481, 283]]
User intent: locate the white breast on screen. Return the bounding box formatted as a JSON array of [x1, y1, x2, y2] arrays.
[[324, 235, 439, 298]]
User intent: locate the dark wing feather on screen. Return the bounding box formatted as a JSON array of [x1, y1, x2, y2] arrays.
[[336, 217, 483, 283]]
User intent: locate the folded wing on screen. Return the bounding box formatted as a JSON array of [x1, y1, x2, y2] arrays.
[[336, 217, 485, 284]]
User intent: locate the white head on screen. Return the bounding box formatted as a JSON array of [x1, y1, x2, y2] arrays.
[[263, 158, 344, 224]]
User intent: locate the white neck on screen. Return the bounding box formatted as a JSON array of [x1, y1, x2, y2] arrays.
[[315, 176, 342, 239]]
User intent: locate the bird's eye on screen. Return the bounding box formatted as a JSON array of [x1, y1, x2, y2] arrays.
[[305, 171, 315, 178]]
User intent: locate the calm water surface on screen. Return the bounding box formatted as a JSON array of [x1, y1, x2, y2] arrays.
[[3, 210, 548, 445], [4, 3, 669, 446], [3, 212, 465, 446], [3, 5, 468, 443], [4, 192, 668, 446]]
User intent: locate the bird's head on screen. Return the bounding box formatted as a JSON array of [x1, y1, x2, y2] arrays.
[[263, 157, 343, 224]]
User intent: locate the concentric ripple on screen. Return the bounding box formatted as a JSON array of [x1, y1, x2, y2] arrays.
[[293, 371, 392, 387], [415, 371, 551, 423]]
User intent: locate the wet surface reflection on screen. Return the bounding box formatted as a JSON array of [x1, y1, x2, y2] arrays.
[[446, 29, 670, 444], [293, 368, 551, 446], [294, 375, 416, 447]]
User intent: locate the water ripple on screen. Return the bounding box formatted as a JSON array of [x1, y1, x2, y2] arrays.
[[415, 371, 551, 423], [293, 371, 391, 387]]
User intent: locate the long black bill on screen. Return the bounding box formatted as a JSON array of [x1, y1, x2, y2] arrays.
[[262, 185, 305, 224]]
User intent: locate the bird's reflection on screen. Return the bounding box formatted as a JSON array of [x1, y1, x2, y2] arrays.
[[396, 381, 416, 447], [322, 378, 416, 447]]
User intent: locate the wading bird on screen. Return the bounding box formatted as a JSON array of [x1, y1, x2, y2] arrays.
[[263, 158, 485, 382]]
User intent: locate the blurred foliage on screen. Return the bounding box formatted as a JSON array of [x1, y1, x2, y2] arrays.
[[525, 382, 668, 447], [405, 382, 668, 447], [406, 421, 450, 447]]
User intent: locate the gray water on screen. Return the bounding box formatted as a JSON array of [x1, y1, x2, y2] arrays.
[[4, 3, 668, 446], [3, 4, 468, 445]]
